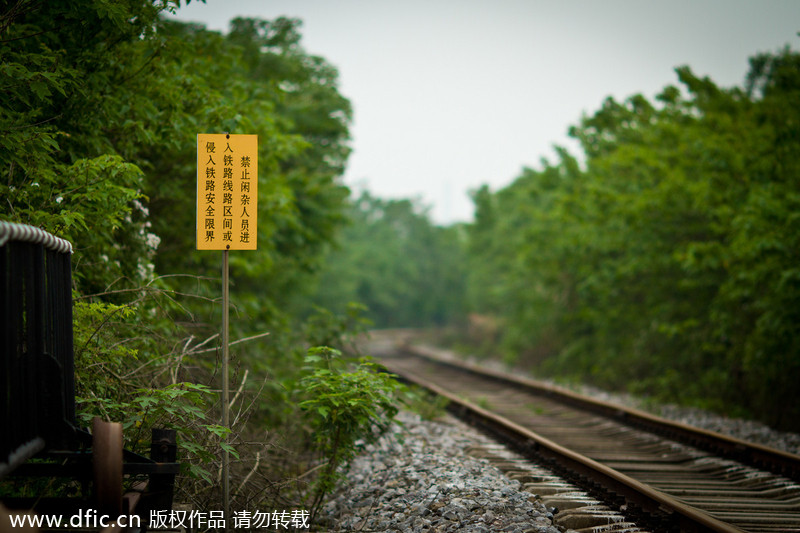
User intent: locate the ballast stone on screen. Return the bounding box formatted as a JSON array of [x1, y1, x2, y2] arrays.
[[323, 411, 564, 533]]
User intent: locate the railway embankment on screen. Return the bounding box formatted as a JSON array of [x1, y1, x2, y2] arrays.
[[322, 411, 567, 533], [339, 334, 800, 532]]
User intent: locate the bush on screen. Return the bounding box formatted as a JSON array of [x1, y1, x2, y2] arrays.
[[298, 347, 401, 520]]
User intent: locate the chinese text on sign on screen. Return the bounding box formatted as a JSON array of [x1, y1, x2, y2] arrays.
[[196, 134, 258, 250]]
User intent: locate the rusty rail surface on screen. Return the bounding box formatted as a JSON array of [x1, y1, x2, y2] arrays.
[[381, 344, 800, 533]]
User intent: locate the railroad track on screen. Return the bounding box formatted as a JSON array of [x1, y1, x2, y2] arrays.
[[378, 343, 800, 533]]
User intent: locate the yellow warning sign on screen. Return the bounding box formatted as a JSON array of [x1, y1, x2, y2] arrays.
[[196, 134, 257, 250]]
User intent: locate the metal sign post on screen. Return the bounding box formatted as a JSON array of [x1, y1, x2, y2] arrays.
[[196, 133, 258, 528], [222, 247, 230, 524]]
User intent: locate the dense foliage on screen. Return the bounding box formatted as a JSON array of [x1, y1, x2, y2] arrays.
[[4, 0, 799, 515], [2, 0, 401, 514], [466, 49, 800, 431], [1, 0, 350, 305], [310, 192, 468, 328]]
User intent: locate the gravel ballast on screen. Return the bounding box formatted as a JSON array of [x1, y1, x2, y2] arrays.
[[323, 411, 563, 533], [328, 338, 800, 531], [323, 397, 800, 532]]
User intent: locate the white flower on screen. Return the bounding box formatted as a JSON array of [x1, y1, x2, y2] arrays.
[[137, 260, 156, 281], [132, 199, 149, 216], [145, 233, 161, 251], [56, 196, 63, 204]]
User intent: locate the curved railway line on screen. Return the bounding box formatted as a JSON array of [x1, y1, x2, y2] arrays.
[[377, 342, 800, 533]]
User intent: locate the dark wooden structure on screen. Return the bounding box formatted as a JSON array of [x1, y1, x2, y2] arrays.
[[0, 222, 179, 531]]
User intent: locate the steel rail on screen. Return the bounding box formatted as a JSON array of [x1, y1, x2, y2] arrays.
[[384, 359, 746, 532], [403, 344, 800, 483]]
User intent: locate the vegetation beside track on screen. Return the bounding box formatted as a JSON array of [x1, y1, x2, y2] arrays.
[[1, 0, 403, 516], [462, 49, 800, 431], [3, 1, 799, 520], [312, 49, 800, 432]]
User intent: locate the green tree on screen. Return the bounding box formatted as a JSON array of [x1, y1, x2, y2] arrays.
[[312, 192, 468, 328], [466, 48, 800, 430], [1, 0, 374, 510], [1, 0, 175, 292]]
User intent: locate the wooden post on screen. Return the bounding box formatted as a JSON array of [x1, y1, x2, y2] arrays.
[[92, 417, 123, 517]]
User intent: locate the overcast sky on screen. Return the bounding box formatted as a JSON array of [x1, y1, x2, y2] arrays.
[[168, 1, 800, 224]]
